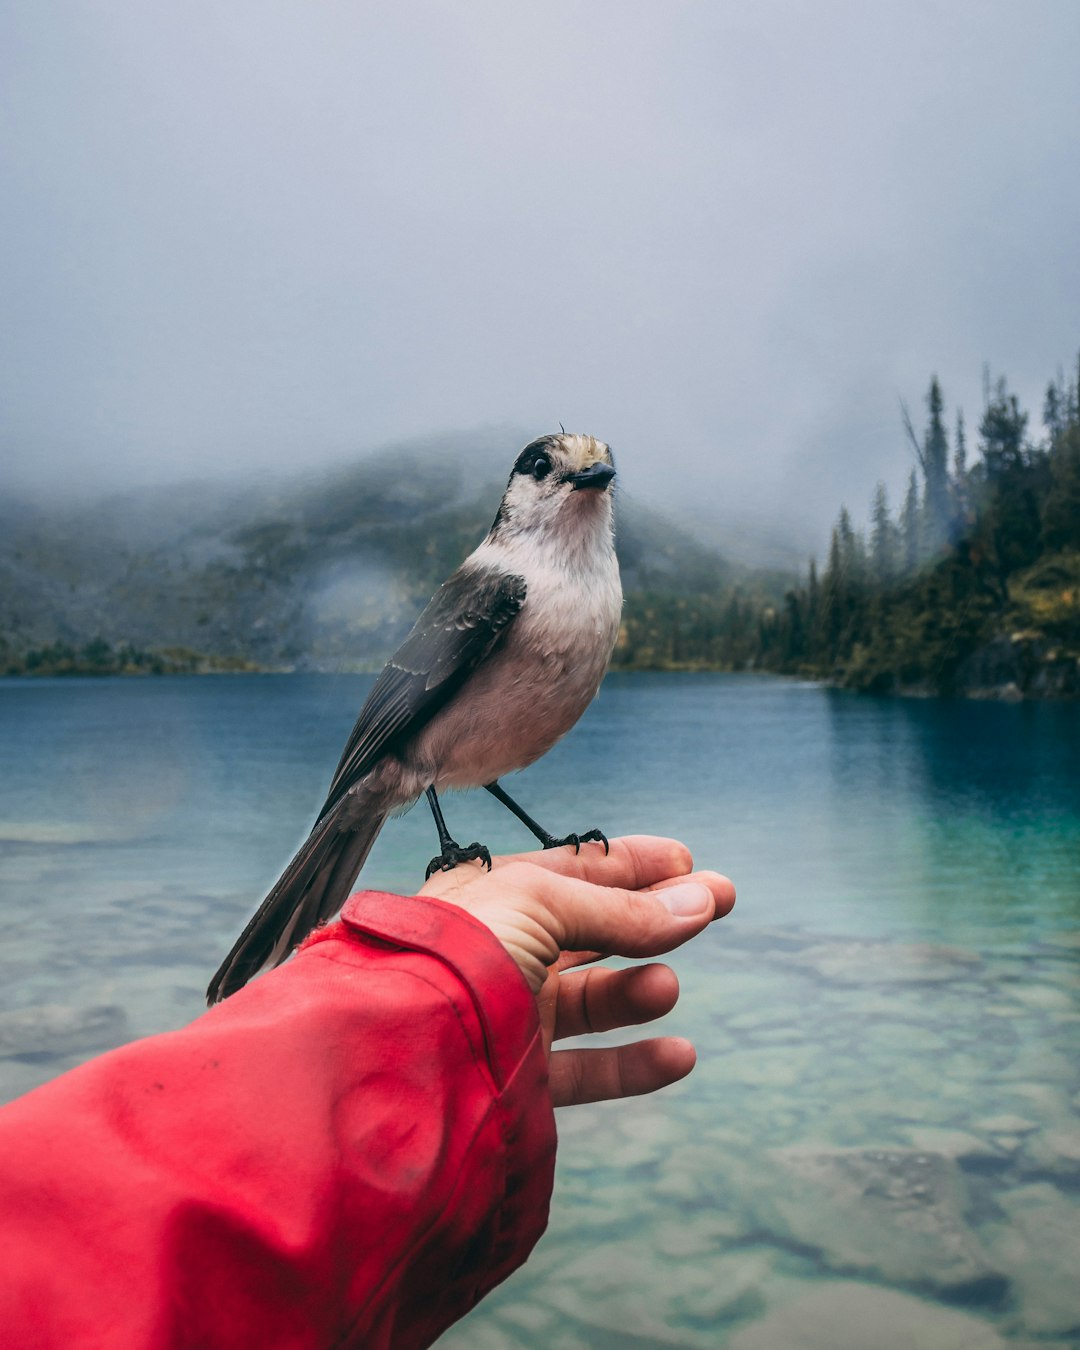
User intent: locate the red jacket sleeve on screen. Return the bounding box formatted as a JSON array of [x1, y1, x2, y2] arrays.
[[0, 892, 557, 1349]]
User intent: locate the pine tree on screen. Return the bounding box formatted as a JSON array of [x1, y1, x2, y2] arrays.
[[806, 558, 821, 661], [975, 376, 1037, 590], [950, 409, 970, 542], [870, 482, 897, 588], [900, 470, 920, 575], [838, 506, 857, 568], [922, 376, 951, 558], [820, 527, 845, 663], [954, 410, 967, 479], [1042, 356, 1080, 551], [980, 376, 1028, 478], [1045, 381, 1063, 447], [1042, 417, 1080, 551]]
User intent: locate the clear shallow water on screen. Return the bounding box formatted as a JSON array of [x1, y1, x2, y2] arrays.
[[1, 673, 1078, 1346]]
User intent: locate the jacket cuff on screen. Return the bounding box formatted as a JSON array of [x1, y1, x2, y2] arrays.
[[339, 891, 540, 1091]]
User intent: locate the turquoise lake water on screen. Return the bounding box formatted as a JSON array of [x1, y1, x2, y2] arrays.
[[1, 673, 1078, 1346]]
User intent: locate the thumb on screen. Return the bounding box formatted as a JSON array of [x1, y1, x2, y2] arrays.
[[477, 865, 731, 992], [541, 871, 723, 959]]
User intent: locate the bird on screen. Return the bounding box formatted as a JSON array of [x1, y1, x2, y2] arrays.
[[207, 433, 622, 1003]]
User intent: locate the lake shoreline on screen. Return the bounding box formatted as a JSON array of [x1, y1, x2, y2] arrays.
[[3, 657, 1078, 701]]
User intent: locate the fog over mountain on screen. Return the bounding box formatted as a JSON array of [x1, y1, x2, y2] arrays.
[[3, 3, 1078, 562], [1, 436, 785, 673]]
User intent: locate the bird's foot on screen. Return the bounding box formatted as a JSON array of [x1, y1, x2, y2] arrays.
[[425, 841, 493, 879], [542, 828, 609, 855]]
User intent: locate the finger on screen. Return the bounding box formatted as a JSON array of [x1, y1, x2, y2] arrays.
[[549, 1037, 697, 1107], [647, 870, 736, 921], [554, 963, 679, 1041], [494, 835, 695, 892]]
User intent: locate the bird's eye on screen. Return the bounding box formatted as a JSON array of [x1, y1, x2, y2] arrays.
[[532, 454, 552, 481]]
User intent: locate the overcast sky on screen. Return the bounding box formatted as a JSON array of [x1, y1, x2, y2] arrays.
[[2, 1, 1078, 560]]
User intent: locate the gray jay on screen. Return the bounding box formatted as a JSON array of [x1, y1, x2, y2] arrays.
[[207, 433, 622, 1003]]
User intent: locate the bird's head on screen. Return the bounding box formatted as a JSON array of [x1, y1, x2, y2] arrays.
[[490, 434, 616, 542]]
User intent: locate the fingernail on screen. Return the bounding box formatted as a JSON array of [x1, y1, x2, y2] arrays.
[[657, 882, 712, 917]]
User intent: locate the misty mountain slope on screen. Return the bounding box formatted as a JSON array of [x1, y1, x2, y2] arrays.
[[1, 443, 778, 673]]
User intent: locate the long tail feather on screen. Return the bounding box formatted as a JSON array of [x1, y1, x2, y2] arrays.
[[207, 799, 389, 1004]]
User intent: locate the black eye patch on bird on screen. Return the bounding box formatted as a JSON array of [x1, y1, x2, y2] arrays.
[[512, 438, 560, 479]]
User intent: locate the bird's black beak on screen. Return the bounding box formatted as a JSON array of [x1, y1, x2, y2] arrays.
[[568, 462, 616, 491]]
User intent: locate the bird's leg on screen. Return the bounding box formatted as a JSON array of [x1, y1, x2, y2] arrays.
[[484, 781, 609, 855], [424, 786, 492, 879]]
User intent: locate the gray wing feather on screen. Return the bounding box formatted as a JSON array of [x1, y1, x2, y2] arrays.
[[206, 565, 526, 1004], [318, 566, 526, 816], [206, 794, 388, 1003]]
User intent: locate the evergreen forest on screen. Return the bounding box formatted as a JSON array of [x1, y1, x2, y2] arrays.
[[615, 355, 1080, 696]]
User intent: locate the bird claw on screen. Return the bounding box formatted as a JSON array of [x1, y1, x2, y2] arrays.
[[543, 829, 609, 855], [425, 842, 492, 879]]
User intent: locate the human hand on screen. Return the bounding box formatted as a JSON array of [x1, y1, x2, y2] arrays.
[[419, 836, 734, 1108]]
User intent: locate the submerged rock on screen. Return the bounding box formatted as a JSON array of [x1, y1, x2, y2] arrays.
[[653, 1213, 744, 1258], [974, 1114, 1038, 1137], [984, 1183, 1080, 1335], [905, 1127, 1005, 1167], [1023, 1123, 1080, 1177], [760, 1147, 1005, 1300], [543, 1240, 765, 1347], [779, 939, 982, 986], [728, 1281, 1006, 1350]]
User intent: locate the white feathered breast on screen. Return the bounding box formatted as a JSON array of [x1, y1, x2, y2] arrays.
[[412, 500, 622, 790]]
